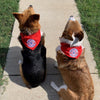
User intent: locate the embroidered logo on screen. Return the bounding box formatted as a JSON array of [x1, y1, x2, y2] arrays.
[[27, 39, 36, 48], [69, 48, 78, 57]]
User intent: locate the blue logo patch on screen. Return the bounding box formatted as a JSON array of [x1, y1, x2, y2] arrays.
[[27, 39, 36, 48], [69, 48, 78, 57]]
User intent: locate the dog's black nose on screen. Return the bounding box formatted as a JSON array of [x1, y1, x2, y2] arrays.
[[70, 15, 73, 18], [29, 5, 33, 7]]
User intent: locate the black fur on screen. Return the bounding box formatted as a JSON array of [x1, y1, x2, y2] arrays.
[[18, 36, 46, 87]]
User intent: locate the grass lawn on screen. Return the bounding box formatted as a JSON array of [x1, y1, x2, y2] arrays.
[[0, 0, 19, 86], [75, 0, 100, 75]]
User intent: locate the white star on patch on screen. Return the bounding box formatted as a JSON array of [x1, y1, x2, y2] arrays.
[[27, 39, 36, 47], [69, 48, 78, 57]]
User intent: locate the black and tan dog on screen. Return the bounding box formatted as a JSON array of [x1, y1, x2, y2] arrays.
[[13, 5, 46, 88], [51, 16, 94, 100]]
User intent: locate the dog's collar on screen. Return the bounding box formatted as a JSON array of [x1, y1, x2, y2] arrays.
[[60, 42, 82, 59], [59, 37, 83, 59], [59, 37, 83, 47], [20, 30, 41, 50]]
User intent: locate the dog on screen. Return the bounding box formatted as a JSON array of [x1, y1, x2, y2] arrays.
[[13, 5, 46, 88], [51, 16, 94, 100]]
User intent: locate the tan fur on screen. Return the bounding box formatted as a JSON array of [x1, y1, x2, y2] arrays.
[[41, 33, 45, 46], [62, 20, 84, 41], [58, 89, 79, 100], [56, 19, 94, 100], [13, 6, 41, 35], [19, 64, 31, 88]]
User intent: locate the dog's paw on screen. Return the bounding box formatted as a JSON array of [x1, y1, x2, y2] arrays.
[[59, 84, 67, 90], [18, 60, 22, 64], [50, 81, 59, 92]]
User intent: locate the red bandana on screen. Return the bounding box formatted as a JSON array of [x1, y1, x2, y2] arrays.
[[20, 30, 41, 50], [61, 43, 82, 59]]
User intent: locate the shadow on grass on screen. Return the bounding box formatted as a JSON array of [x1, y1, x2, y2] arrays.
[[0, 48, 8, 70], [0, 48, 9, 87]]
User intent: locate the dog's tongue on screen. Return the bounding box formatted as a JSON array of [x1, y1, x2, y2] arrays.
[[69, 16, 76, 21]]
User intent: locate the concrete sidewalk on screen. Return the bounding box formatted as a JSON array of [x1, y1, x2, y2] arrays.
[[0, 0, 100, 100]]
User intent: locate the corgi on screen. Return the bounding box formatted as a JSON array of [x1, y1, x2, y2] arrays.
[[13, 5, 46, 88], [51, 16, 94, 100]]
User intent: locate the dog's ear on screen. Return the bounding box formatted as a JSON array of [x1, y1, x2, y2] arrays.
[[13, 13, 23, 22], [75, 31, 84, 41], [30, 14, 40, 21], [33, 14, 40, 20], [62, 30, 73, 41]]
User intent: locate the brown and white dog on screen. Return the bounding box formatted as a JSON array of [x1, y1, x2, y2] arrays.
[[51, 16, 94, 100], [13, 5, 46, 88]]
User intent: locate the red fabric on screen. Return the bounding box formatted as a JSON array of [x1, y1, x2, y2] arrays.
[[20, 30, 41, 50], [61, 43, 82, 59]]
